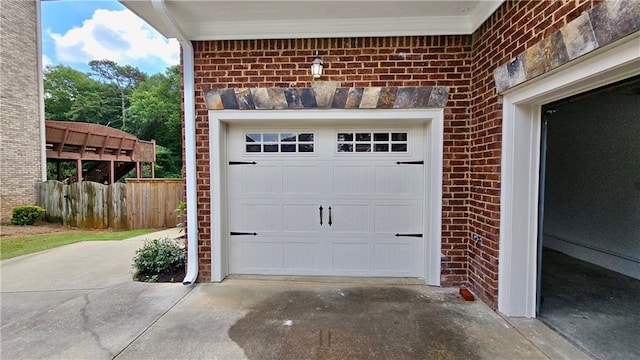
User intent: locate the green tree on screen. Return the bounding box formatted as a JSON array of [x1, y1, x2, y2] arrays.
[[89, 59, 147, 130], [43, 65, 83, 120], [67, 84, 121, 125], [43, 62, 182, 179], [43, 65, 120, 124], [127, 65, 182, 178]]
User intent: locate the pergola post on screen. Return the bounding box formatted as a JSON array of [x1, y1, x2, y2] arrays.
[[109, 160, 115, 184], [151, 162, 155, 178], [76, 159, 82, 182], [56, 161, 62, 181], [136, 162, 141, 178]]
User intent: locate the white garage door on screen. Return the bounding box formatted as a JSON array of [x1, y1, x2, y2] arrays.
[[228, 124, 425, 277]]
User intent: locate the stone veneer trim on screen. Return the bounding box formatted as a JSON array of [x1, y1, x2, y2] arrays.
[[494, 0, 640, 93], [203, 82, 450, 110]]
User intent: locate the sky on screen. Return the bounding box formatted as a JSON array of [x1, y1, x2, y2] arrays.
[[41, 0, 180, 75]]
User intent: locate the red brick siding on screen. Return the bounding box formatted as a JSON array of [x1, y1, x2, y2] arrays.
[[188, 0, 604, 302], [469, 0, 604, 308], [192, 36, 473, 284]]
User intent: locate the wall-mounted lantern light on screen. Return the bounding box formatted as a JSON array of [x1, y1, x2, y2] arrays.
[[311, 51, 324, 78]]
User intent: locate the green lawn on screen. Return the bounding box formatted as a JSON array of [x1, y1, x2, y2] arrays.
[[0, 229, 157, 260]]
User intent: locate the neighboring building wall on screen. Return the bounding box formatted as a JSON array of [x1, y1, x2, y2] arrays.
[[193, 36, 473, 283], [0, 0, 43, 223], [469, 0, 604, 307]]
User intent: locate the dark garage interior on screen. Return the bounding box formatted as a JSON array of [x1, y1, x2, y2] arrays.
[[538, 76, 640, 360]]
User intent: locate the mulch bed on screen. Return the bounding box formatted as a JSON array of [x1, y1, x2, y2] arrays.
[[135, 268, 186, 283]]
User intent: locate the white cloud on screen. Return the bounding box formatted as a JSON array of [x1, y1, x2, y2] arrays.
[[42, 54, 53, 69], [49, 9, 179, 72]]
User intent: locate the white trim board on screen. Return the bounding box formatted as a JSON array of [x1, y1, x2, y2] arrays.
[[498, 34, 640, 318], [208, 109, 444, 286]]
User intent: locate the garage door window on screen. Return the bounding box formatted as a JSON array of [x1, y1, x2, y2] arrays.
[[245, 132, 315, 153], [337, 131, 408, 153]]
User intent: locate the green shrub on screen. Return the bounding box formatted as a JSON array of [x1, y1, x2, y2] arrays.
[[11, 206, 46, 226], [133, 238, 185, 282]]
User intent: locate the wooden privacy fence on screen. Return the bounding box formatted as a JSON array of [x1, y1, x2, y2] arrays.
[[126, 179, 184, 229], [37, 179, 183, 230]]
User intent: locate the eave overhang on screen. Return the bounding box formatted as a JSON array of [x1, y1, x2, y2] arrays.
[[120, 1, 504, 40]]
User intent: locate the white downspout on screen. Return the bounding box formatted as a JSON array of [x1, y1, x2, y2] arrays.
[[151, 0, 198, 284]]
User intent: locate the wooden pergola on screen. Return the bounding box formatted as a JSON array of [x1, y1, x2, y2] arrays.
[[45, 121, 156, 183]]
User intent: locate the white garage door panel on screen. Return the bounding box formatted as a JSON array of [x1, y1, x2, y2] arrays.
[[375, 166, 423, 195], [379, 235, 424, 276], [228, 125, 426, 277], [329, 204, 370, 233], [333, 242, 370, 271], [333, 166, 372, 194], [238, 241, 283, 270], [283, 242, 320, 270], [374, 243, 413, 272], [232, 237, 326, 273], [374, 202, 422, 233], [283, 167, 321, 194], [238, 166, 281, 193], [283, 204, 323, 232], [230, 203, 281, 232]]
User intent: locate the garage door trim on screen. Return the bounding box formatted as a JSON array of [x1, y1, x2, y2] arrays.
[[208, 109, 443, 285]]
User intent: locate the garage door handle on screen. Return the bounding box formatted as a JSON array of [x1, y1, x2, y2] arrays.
[[328, 206, 332, 227], [319, 206, 323, 225], [395, 233, 423, 237], [396, 161, 424, 165], [230, 231, 257, 236], [229, 161, 257, 165]]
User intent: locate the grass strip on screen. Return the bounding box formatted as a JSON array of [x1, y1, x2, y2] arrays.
[[0, 229, 157, 260]]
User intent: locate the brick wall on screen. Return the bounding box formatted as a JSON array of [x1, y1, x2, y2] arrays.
[[468, 0, 604, 308], [0, 0, 43, 223], [190, 0, 606, 304], [192, 36, 473, 283]]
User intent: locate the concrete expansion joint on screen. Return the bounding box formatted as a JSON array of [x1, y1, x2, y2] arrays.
[[496, 313, 548, 358], [495, 311, 594, 360], [112, 283, 197, 359]]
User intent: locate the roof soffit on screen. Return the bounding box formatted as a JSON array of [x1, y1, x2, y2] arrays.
[[120, 0, 504, 40]]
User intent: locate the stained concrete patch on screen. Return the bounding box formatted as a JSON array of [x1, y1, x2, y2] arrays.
[[229, 287, 476, 359], [224, 283, 546, 360], [115, 280, 585, 359]]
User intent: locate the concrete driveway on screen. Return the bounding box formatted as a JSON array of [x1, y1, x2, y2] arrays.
[[1, 229, 590, 360]]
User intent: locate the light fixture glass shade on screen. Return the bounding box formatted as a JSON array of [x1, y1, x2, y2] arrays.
[[311, 55, 323, 78]]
